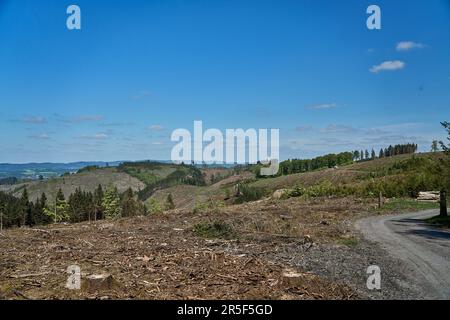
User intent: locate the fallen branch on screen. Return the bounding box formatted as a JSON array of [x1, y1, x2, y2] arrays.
[[13, 290, 32, 300], [9, 271, 51, 279], [29, 229, 51, 235], [216, 274, 238, 281], [82, 240, 94, 247]]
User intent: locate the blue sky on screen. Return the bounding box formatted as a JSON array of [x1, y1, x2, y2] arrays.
[[0, 0, 449, 163]]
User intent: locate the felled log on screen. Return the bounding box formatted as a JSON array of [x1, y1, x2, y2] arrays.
[[417, 191, 440, 202]]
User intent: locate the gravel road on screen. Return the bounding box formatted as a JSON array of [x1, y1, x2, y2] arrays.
[[356, 210, 450, 299]]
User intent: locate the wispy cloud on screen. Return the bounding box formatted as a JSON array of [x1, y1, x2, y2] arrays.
[[100, 121, 135, 127], [320, 124, 358, 134], [69, 115, 104, 123], [54, 114, 104, 124], [295, 125, 313, 132], [148, 124, 164, 131], [132, 90, 151, 100], [370, 60, 405, 74], [76, 133, 109, 140], [396, 41, 425, 51], [22, 116, 47, 124], [28, 133, 50, 140], [305, 103, 337, 110]]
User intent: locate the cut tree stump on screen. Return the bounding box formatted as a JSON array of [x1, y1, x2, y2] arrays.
[[82, 274, 118, 293], [280, 268, 315, 288]]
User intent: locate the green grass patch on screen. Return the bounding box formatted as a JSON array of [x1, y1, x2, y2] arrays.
[[340, 237, 359, 247], [193, 221, 235, 239], [378, 198, 439, 212], [424, 215, 450, 228]]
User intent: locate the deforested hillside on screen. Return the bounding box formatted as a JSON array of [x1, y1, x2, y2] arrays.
[[141, 152, 449, 213], [1, 167, 145, 202], [146, 171, 254, 211]]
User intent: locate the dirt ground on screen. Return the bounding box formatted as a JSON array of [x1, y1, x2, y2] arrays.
[[0, 196, 419, 300]]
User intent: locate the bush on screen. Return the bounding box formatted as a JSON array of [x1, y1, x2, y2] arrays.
[[234, 185, 267, 204], [193, 198, 225, 214], [147, 198, 163, 214], [193, 221, 235, 239]]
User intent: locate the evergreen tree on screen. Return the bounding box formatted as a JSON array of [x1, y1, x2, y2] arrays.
[[44, 191, 70, 223], [93, 184, 104, 220], [121, 188, 136, 217], [19, 188, 29, 227], [56, 188, 65, 202], [371, 149, 376, 159], [431, 140, 439, 152], [165, 193, 175, 210], [438, 121, 449, 153], [147, 198, 162, 214], [25, 202, 35, 227], [102, 185, 122, 219]]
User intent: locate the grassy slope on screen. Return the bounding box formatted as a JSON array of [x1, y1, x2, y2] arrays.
[[249, 152, 447, 193], [146, 152, 448, 210]]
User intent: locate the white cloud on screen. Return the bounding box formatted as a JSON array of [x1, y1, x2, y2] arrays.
[[28, 133, 50, 140], [132, 90, 151, 100], [320, 124, 358, 134], [76, 133, 109, 140], [22, 116, 46, 124], [295, 125, 313, 132], [70, 115, 104, 123], [56, 114, 104, 124], [370, 60, 405, 74], [94, 133, 108, 140], [148, 124, 164, 131], [396, 41, 425, 51], [305, 103, 337, 110]]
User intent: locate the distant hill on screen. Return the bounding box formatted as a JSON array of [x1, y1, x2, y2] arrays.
[[0, 167, 145, 202], [0, 161, 124, 179]]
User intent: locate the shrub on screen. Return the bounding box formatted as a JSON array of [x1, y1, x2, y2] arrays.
[[193, 221, 235, 239], [147, 198, 163, 214], [234, 185, 267, 203]]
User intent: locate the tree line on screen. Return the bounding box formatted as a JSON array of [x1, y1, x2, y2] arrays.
[[277, 143, 418, 176], [278, 151, 354, 176], [0, 184, 146, 230], [352, 143, 418, 162]]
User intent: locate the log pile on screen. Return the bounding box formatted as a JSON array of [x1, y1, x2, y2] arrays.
[[417, 191, 440, 202]]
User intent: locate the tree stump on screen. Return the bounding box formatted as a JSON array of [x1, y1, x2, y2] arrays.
[[281, 268, 314, 288]]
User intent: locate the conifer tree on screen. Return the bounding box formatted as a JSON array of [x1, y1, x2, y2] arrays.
[[93, 184, 104, 221], [102, 185, 122, 219], [165, 193, 175, 210]]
